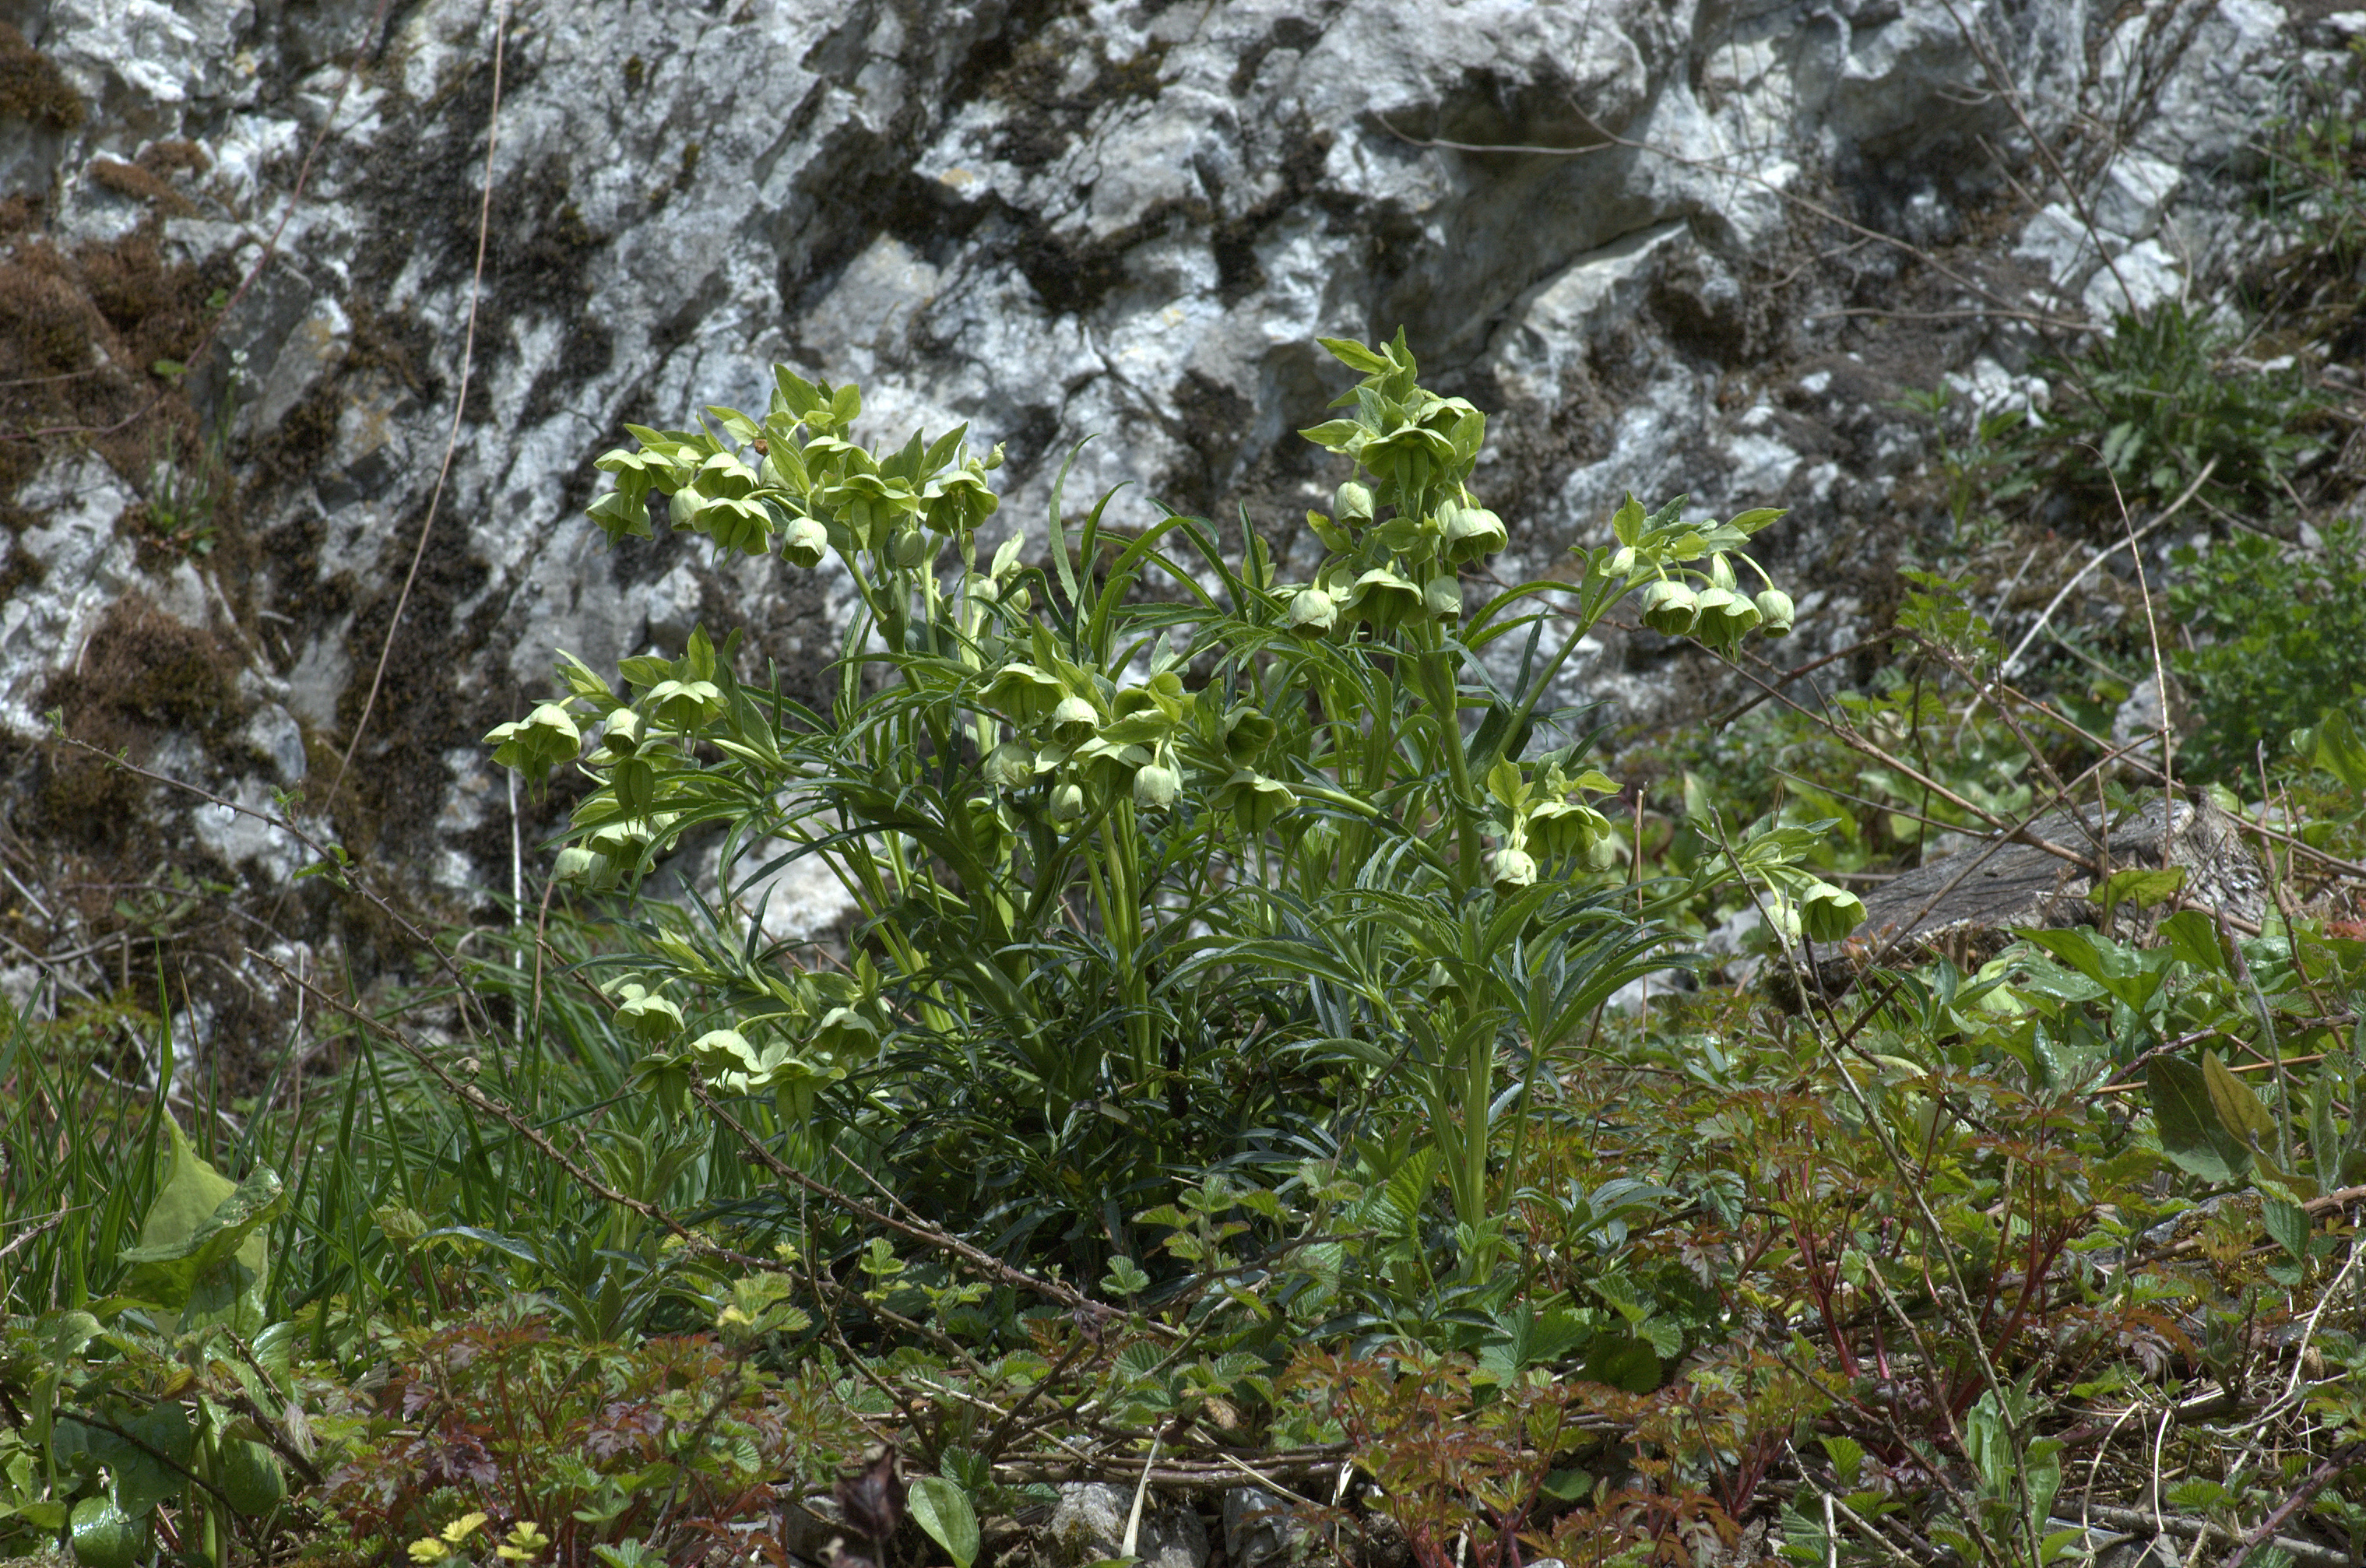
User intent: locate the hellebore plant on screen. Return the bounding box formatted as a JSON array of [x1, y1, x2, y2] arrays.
[[490, 331, 1851, 1283]]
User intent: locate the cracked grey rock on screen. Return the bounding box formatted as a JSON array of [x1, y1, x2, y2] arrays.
[[0, 0, 2312, 973], [1047, 1482, 1209, 1568]]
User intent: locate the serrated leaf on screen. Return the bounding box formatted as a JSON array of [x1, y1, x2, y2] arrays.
[[1376, 1148, 1439, 1239], [2262, 1197, 2311, 1264]]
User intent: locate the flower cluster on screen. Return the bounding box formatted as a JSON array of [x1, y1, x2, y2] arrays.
[[408, 1513, 549, 1565], [586, 371, 1000, 569], [1594, 497, 1795, 652], [1480, 756, 1626, 894], [1284, 336, 1506, 638]]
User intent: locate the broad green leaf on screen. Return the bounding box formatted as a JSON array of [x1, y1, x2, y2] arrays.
[[118, 1121, 281, 1332], [2146, 1055, 2248, 1183], [909, 1476, 981, 1568], [2202, 1050, 2277, 1157], [70, 1493, 149, 1568], [1580, 1334, 1659, 1393], [2018, 928, 2164, 1013], [2101, 865, 2185, 910], [2308, 1069, 2342, 1184], [55, 1401, 193, 1517], [2157, 909, 2227, 973]]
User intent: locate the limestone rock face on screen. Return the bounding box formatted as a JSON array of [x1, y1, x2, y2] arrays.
[[0, 0, 2318, 979]]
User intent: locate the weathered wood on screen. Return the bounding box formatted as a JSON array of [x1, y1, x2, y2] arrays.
[[1852, 793, 2266, 965]]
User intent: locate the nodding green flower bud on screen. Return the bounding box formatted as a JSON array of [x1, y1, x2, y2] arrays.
[[1002, 583, 1032, 615], [670, 487, 701, 531], [1049, 694, 1099, 744], [1488, 846, 1538, 894], [1639, 578, 1700, 636], [1607, 545, 1638, 580], [1424, 570, 1463, 622], [888, 523, 930, 569], [598, 707, 643, 757], [1442, 504, 1507, 564], [1708, 552, 1738, 592], [1049, 780, 1086, 822], [1285, 587, 1339, 635], [983, 740, 1035, 791], [781, 515, 828, 569], [1799, 881, 1866, 943], [1133, 759, 1182, 810], [1754, 587, 1795, 636], [1334, 481, 1375, 523], [1693, 586, 1761, 646]]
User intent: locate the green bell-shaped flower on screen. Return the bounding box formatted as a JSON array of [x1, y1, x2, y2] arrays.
[[553, 844, 621, 892], [1049, 694, 1100, 744], [1799, 881, 1866, 943], [1526, 798, 1613, 860], [1344, 565, 1422, 631], [645, 678, 723, 730], [599, 705, 643, 756], [1441, 503, 1506, 564], [486, 702, 583, 781], [985, 661, 1065, 723], [1755, 587, 1795, 636], [1214, 768, 1297, 833], [983, 739, 1035, 791], [1693, 585, 1761, 646], [612, 983, 684, 1046], [1424, 569, 1464, 623], [1638, 578, 1700, 636]]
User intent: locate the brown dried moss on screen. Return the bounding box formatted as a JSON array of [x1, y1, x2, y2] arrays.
[[34, 598, 234, 857], [88, 156, 196, 216], [0, 23, 83, 130]]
